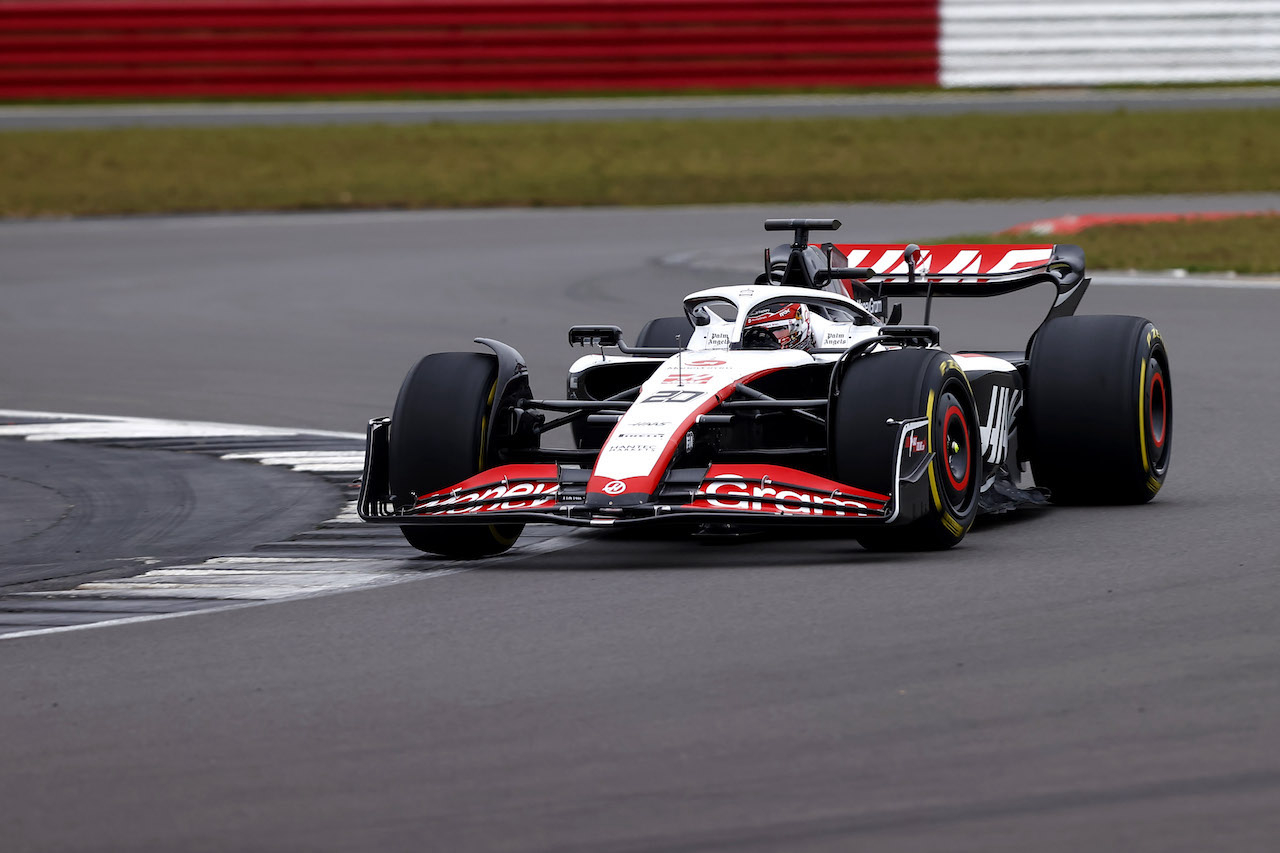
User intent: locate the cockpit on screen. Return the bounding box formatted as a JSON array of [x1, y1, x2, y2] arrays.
[[682, 287, 879, 353]]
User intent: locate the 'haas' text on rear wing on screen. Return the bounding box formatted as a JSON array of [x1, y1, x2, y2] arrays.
[[820, 243, 1089, 328]]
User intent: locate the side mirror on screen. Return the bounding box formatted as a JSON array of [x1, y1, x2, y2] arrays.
[[568, 325, 623, 348]]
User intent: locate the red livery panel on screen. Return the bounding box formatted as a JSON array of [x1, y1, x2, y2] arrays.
[[831, 244, 1056, 281], [413, 464, 559, 515], [404, 463, 891, 521], [688, 465, 890, 517]]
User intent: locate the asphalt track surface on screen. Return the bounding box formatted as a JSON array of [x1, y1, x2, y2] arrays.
[[1, 198, 1279, 851], [2, 86, 1280, 130], [0, 435, 338, 588]]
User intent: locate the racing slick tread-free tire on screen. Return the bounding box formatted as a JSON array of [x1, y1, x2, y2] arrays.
[[1026, 315, 1171, 505], [831, 349, 982, 551], [636, 316, 695, 349], [389, 352, 523, 558]]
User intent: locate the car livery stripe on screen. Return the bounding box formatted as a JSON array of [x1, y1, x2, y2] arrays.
[[688, 464, 890, 517], [586, 364, 787, 500], [831, 244, 1055, 281], [413, 464, 561, 515]]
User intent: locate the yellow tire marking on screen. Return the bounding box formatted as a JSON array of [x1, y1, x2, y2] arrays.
[[1138, 356, 1150, 473], [926, 388, 943, 512], [940, 359, 973, 393], [934, 364, 973, 539], [942, 513, 964, 538], [479, 379, 497, 469], [491, 526, 519, 546]]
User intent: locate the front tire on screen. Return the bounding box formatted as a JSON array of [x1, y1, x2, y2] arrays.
[[831, 349, 981, 551], [1025, 315, 1171, 504], [389, 352, 523, 558]]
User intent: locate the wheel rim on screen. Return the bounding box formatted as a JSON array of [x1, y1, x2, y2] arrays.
[[1146, 356, 1170, 471], [936, 390, 975, 512], [943, 404, 970, 493], [1148, 363, 1166, 448]]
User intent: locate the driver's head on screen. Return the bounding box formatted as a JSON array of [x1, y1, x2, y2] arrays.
[[743, 302, 813, 350]]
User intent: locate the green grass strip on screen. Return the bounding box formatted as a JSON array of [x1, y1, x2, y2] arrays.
[[942, 215, 1280, 274], [2, 108, 1279, 217]]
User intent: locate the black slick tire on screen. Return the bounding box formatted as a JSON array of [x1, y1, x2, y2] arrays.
[[389, 352, 523, 558], [831, 349, 981, 551], [1026, 315, 1171, 504]]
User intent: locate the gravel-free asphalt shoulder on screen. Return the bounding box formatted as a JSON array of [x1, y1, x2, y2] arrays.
[[0, 200, 1277, 852], [2, 86, 1279, 130]]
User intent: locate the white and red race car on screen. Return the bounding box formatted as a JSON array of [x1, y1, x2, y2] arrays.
[[359, 219, 1171, 557]]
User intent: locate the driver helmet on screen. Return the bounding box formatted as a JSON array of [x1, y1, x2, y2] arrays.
[[744, 302, 814, 350]]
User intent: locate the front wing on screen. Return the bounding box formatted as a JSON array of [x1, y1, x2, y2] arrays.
[[358, 418, 939, 528]]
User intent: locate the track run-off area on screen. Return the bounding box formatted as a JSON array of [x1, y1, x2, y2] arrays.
[[1, 198, 1278, 852]]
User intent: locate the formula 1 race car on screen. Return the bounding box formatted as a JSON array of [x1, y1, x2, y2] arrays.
[[359, 218, 1171, 557]]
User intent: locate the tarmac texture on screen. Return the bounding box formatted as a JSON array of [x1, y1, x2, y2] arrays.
[[2, 87, 1279, 130], [0, 201, 1277, 852]]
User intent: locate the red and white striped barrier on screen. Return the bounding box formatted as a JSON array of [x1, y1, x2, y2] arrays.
[[941, 0, 1280, 87], [0, 0, 1277, 99], [0, 1, 937, 99]]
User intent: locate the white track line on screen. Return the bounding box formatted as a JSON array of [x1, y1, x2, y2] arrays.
[[0, 409, 580, 641], [0, 408, 363, 440], [1092, 273, 1280, 289], [221, 451, 366, 460], [0, 422, 303, 441], [0, 531, 580, 641], [221, 451, 367, 473], [0, 568, 468, 641], [325, 501, 363, 524]]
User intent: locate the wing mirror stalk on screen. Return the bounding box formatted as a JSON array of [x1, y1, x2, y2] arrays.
[[568, 325, 623, 349], [568, 325, 682, 356]]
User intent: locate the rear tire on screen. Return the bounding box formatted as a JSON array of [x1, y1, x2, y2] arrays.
[[1026, 315, 1171, 504], [636, 316, 694, 349], [831, 349, 981, 551], [389, 352, 523, 558]]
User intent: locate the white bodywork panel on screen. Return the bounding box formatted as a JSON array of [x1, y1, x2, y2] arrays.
[[953, 353, 1022, 471], [565, 288, 1024, 497], [588, 348, 812, 492]]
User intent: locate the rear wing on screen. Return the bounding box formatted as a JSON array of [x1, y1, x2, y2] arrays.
[[822, 242, 1090, 327]]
